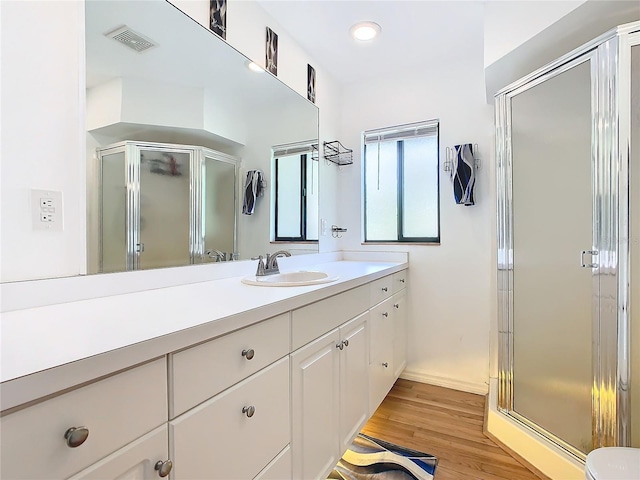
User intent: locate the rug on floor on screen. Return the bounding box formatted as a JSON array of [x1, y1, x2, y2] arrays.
[[328, 433, 438, 480]]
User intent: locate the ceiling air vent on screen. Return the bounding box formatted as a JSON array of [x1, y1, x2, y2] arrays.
[[106, 26, 156, 53]]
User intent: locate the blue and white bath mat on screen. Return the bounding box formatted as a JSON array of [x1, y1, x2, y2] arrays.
[[328, 433, 438, 479]]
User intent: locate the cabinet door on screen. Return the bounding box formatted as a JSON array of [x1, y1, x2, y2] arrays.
[[339, 312, 369, 453], [369, 299, 395, 414], [170, 357, 290, 480], [68, 425, 169, 480], [392, 290, 407, 380], [291, 329, 340, 480]]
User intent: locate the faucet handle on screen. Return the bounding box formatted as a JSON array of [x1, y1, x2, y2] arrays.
[[255, 256, 266, 276]]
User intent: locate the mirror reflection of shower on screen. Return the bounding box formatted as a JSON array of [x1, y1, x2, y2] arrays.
[[95, 141, 238, 274]]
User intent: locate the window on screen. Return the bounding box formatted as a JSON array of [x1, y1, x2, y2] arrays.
[[363, 120, 440, 243], [273, 142, 319, 242]]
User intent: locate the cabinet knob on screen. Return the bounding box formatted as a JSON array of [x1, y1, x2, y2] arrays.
[[381, 287, 388, 292], [343, 339, 349, 347], [394, 303, 399, 309], [382, 362, 389, 368], [399, 278, 405, 283], [64, 426, 89, 448], [336, 341, 344, 350], [242, 348, 255, 360], [242, 405, 256, 418], [154, 460, 173, 478], [382, 312, 389, 317]]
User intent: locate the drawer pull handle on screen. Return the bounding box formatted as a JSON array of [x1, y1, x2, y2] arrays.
[[154, 460, 173, 478], [382, 362, 389, 368], [64, 426, 89, 448], [242, 348, 255, 360], [336, 341, 344, 350], [381, 287, 388, 292], [343, 339, 349, 347], [382, 312, 389, 317], [399, 278, 405, 283], [394, 303, 399, 309], [242, 405, 256, 418]]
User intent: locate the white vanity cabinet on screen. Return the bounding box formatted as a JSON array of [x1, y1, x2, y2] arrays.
[[369, 297, 396, 413], [392, 289, 408, 380], [169, 313, 290, 418], [0, 265, 408, 480], [369, 273, 409, 413], [291, 310, 370, 480], [0, 359, 168, 480], [169, 357, 290, 480]]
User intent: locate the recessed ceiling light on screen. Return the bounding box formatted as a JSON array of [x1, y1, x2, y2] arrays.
[[350, 21, 381, 41], [247, 61, 264, 73]]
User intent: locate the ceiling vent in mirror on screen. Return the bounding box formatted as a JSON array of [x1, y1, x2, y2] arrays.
[[106, 26, 156, 53]]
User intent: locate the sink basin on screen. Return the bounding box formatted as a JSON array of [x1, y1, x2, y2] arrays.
[[241, 271, 339, 287]]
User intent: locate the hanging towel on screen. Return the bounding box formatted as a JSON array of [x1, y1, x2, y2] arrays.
[[451, 143, 476, 206], [242, 170, 266, 215]]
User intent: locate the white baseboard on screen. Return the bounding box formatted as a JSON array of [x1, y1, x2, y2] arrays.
[[399, 369, 489, 395]]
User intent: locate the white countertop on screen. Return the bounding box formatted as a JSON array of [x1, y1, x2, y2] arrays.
[[1, 254, 407, 410]]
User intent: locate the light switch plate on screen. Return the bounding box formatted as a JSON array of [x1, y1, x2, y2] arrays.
[[31, 189, 63, 231]]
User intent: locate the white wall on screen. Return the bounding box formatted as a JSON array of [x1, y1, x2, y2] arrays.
[[483, 0, 586, 67], [336, 9, 494, 392], [1, 1, 86, 282]]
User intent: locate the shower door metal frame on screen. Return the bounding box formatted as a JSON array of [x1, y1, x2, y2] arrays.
[[496, 21, 640, 458]]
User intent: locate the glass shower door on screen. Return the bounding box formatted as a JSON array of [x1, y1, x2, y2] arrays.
[[202, 154, 236, 261], [138, 148, 192, 270], [509, 56, 594, 454]]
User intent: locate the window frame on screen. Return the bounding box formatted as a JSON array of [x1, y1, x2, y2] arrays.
[[362, 121, 441, 244]]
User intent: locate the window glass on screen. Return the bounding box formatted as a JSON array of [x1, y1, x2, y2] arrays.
[[363, 121, 440, 243]]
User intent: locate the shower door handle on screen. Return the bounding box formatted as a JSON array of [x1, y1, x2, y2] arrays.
[[580, 250, 598, 268]]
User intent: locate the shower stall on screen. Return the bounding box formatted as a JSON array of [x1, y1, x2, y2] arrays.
[[495, 22, 640, 458], [96, 141, 238, 273]]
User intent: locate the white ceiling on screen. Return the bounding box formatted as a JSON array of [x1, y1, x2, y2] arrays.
[[256, 0, 486, 84]]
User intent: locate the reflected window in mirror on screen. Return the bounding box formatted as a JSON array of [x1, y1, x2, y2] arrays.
[[272, 143, 319, 242]]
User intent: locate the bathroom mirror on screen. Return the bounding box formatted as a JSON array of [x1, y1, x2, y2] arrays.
[[85, 0, 319, 273]]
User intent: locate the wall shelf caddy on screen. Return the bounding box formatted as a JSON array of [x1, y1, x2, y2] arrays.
[[323, 141, 353, 166]]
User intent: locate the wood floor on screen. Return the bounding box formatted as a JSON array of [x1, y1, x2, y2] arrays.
[[360, 379, 544, 480]]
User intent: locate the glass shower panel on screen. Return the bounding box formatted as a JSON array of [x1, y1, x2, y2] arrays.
[[203, 156, 236, 258], [100, 151, 127, 273], [138, 149, 191, 270], [510, 59, 594, 454], [631, 44, 640, 448]]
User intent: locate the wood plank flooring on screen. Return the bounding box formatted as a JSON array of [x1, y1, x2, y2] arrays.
[[359, 379, 545, 480]]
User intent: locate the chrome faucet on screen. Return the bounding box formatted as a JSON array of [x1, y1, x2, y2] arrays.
[[255, 250, 291, 276], [206, 249, 226, 262]]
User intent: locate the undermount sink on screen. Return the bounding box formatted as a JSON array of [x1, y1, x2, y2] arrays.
[[241, 271, 339, 287]]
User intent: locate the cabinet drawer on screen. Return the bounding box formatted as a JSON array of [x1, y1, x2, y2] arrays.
[[292, 284, 369, 350], [170, 313, 289, 417], [369, 297, 395, 362], [68, 425, 169, 480], [0, 359, 167, 480], [170, 357, 290, 480], [369, 275, 394, 306], [254, 445, 292, 480], [392, 270, 408, 293]]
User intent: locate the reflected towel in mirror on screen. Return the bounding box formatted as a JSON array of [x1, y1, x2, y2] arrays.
[[242, 169, 266, 215]]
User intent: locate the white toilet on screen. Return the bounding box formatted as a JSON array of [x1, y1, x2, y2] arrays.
[[585, 447, 640, 479]]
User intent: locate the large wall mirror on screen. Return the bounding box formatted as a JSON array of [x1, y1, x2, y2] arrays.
[[86, 0, 319, 274]]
